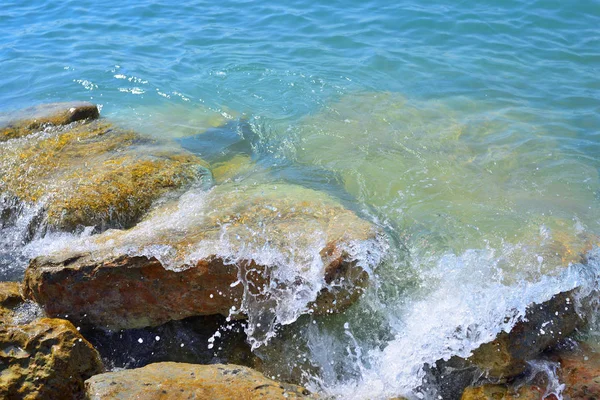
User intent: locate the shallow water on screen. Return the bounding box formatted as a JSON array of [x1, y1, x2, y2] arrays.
[[2, 0, 600, 398]]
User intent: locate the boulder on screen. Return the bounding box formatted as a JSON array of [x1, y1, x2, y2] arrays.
[[0, 281, 22, 320], [460, 385, 550, 400], [0, 102, 99, 141], [548, 343, 600, 399], [466, 290, 586, 378], [24, 183, 381, 330], [0, 109, 210, 233], [0, 281, 104, 399], [84, 362, 317, 399]]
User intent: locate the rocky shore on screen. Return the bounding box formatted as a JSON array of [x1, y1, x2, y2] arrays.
[[1, 102, 599, 399]]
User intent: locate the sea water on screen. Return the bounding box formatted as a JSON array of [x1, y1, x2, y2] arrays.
[[1, 0, 600, 398]]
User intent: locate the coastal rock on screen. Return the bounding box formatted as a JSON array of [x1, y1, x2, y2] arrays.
[[0, 110, 210, 233], [548, 343, 600, 399], [460, 385, 548, 400], [85, 362, 317, 399], [0, 317, 104, 399], [0, 281, 23, 320], [24, 183, 381, 330], [466, 290, 586, 378], [431, 289, 591, 399], [0, 102, 99, 141]]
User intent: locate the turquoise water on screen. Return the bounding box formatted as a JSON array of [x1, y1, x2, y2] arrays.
[[2, 0, 600, 398]]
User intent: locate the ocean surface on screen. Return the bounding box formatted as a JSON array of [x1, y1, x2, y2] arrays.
[[2, 0, 600, 398]]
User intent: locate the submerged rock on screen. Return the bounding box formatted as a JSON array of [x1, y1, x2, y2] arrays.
[[85, 362, 317, 399], [24, 183, 381, 334], [0, 282, 104, 400], [0, 106, 210, 233], [0, 102, 99, 141]]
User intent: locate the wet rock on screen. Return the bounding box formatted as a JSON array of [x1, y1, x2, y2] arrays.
[[0, 102, 99, 141], [460, 385, 550, 400], [429, 289, 591, 399], [547, 343, 600, 399], [24, 183, 381, 330], [0, 111, 210, 233], [211, 154, 254, 184], [85, 362, 317, 399], [467, 290, 586, 378], [0, 281, 22, 320], [0, 317, 104, 399]]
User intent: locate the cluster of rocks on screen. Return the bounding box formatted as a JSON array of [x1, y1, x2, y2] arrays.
[[0, 102, 379, 398], [1, 102, 600, 399]]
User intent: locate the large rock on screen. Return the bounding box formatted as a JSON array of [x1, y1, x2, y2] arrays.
[[460, 385, 548, 400], [0, 106, 210, 233], [24, 183, 382, 331], [0, 282, 104, 399], [85, 362, 317, 399], [0, 102, 99, 141], [466, 290, 586, 378], [430, 288, 592, 399]]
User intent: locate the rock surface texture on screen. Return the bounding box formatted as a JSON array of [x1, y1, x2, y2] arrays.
[[24, 183, 381, 330], [85, 362, 317, 399], [0, 103, 210, 233], [0, 102, 99, 141], [0, 282, 104, 400], [467, 290, 586, 378]]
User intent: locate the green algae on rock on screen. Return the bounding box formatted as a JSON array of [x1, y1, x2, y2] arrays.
[[0, 102, 99, 142], [0, 107, 211, 233], [24, 182, 382, 343], [85, 362, 317, 399]]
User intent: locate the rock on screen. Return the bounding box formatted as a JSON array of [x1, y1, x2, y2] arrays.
[[460, 385, 550, 400], [466, 290, 586, 378], [85, 362, 317, 399], [0, 316, 104, 399], [211, 154, 254, 184], [430, 289, 591, 399], [0, 102, 99, 141], [547, 343, 600, 399], [0, 112, 210, 233], [24, 183, 381, 331], [0, 281, 22, 320], [82, 314, 258, 371]]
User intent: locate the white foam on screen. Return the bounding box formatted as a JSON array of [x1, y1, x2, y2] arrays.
[[311, 246, 600, 399]]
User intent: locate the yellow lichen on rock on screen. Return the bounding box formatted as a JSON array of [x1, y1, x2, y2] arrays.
[[0, 102, 99, 141], [0, 115, 210, 232]]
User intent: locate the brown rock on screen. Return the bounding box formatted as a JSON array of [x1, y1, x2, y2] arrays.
[[0, 317, 104, 400], [0, 281, 22, 320], [84, 362, 317, 399], [549, 343, 600, 399], [466, 290, 586, 379], [461, 384, 552, 400], [24, 183, 381, 330], [1, 114, 210, 233], [0, 102, 99, 141]]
